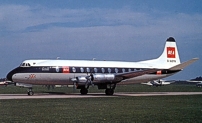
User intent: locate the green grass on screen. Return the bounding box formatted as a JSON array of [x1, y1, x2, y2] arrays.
[[1, 96, 202, 123], [0, 84, 202, 94], [1, 84, 202, 123]]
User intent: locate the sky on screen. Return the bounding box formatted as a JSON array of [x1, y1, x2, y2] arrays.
[[0, 0, 202, 80]]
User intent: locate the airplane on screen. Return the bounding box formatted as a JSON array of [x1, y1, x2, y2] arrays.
[[186, 76, 202, 87], [0, 81, 8, 86], [141, 79, 175, 87], [0, 78, 14, 86], [186, 76, 202, 83], [6, 37, 198, 95]]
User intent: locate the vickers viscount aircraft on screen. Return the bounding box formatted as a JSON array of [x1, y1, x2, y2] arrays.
[[6, 37, 198, 95]]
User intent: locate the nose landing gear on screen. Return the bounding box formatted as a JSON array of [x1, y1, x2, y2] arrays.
[[27, 87, 34, 96]]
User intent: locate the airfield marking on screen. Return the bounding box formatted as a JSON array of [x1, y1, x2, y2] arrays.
[[115, 92, 202, 96], [1, 92, 202, 100], [0, 93, 114, 100]]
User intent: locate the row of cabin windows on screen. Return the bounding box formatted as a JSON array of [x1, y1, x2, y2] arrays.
[[71, 67, 141, 73]]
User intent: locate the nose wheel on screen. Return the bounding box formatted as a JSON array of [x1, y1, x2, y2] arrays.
[[27, 88, 34, 96]]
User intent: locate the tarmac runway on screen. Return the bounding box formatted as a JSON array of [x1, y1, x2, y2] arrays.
[[1, 92, 202, 100]]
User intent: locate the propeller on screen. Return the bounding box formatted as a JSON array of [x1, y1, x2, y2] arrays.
[[72, 74, 76, 93], [71, 68, 94, 90], [85, 74, 94, 88], [85, 68, 94, 88], [158, 79, 162, 85], [73, 82, 77, 92]]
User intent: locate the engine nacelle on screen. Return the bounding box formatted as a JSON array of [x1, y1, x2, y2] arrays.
[[71, 74, 119, 84], [75, 76, 87, 83], [91, 74, 115, 82], [15, 83, 32, 87]]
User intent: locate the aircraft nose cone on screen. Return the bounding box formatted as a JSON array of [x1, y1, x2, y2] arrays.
[[6, 67, 23, 82], [6, 71, 13, 82]]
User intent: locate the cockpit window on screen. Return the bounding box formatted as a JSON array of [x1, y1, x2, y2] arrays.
[[20, 62, 31, 67]]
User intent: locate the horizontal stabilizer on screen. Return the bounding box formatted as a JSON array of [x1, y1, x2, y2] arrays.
[[169, 58, 199, 70]]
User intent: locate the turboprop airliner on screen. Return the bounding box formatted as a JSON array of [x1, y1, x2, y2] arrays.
[[6, 37, 198, 95], [141, 79, 175, 87]]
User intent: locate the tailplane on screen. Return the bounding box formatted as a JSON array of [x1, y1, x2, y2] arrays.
[[169, 58, 198, 70]]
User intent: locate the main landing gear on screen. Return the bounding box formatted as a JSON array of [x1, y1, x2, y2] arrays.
[[105, 88, 114, 95], [27, 87, 34, 96], [80, 88, 88, 95], [105, 84, 116, 95], [78, 83, 116, 95], [79, 87, 114, 95]]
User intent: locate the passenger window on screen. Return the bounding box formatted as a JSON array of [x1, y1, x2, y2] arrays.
[[72, 67, 76, 73], [86, 68, 90, 73], [80, 68, 84, 73], [94, 68, 98, 73], [115, 68, 118, 73], [108, 68, 111, 73], [101, 68, 105, 73]]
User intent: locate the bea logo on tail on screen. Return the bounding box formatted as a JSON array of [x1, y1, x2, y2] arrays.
[[167, 47, 175, 58]]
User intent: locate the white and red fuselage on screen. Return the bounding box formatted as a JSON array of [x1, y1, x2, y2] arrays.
[[6, 37, 198, 95], [7, 59, 180, 85]]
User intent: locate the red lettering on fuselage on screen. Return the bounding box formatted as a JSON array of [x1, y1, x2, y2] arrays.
[[62, 66, 69, 73], [156, 70, 162, 75]]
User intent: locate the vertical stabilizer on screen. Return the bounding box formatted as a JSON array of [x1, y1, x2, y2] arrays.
[[139, 37, 181, 69], [157, 37, 181, 67]]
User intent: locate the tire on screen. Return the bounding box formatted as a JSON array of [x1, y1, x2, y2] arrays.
[[27, 91, 34, 96], [80, 88, 88, 95], [105, 89, 114, 95]]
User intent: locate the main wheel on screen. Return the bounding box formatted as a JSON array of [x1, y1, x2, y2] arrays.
[[27, 91, 34, 96], [80, 88, 88, 95], [105, 89, 114, 95]]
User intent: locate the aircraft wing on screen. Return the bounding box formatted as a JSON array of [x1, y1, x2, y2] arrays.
[[186, 80, 202, 83], [141, 82, 153, 86], [115, 69, 159, 79]]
